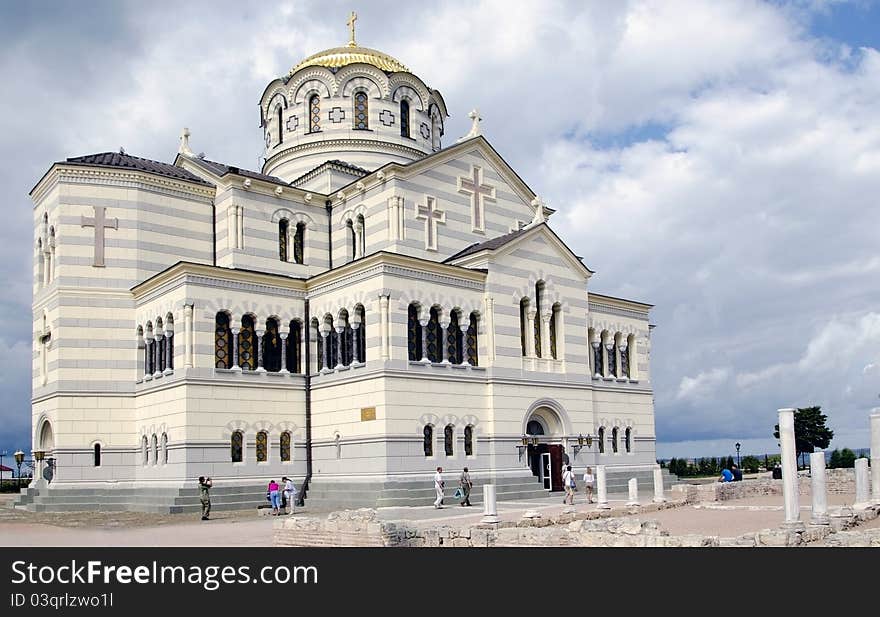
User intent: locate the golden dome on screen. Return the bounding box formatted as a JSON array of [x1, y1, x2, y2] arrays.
[[290, 44, 410, 75]]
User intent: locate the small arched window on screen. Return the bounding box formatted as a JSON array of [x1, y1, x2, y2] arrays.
[[444, 425, 454, 457], [280, 431, 291, 462], [625, 427, 632, 453], [294, 222, 305, 264], [466, 312, 479, 366], [346, 220, 356, 262], [264, 318, 282, 372], [231, 430, 244, 463], [354, 91, 368, 129], [611, 427, 619, 454], [93, 443, 101, 467], [151, 434, 158, 466], [215, 312, 231, 369], [239, 315, 255, 371], [142, 435, 149, 466], [308, 94, 321, 133], [355, 305, 366, 364], [277, 105, 284, 145], [447, 311, 463, 365], [407, 304, 422, 361], [256, 431, 268, 462], [550, 303, 560, 360], [161, 433, 168, 465], [357, 214, 366, 257], [464, 425, 474, 456], [519, 298, 529, 356], [400, 99, 410, 138], [598, 427, 605, 454], [287, 320, 302, 374], [423, 425, 433, 457], [279, 219, 289, 262], [534, 282, 544, 358]]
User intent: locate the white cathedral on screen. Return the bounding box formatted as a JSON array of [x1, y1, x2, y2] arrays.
[[23, 18, 659, 512]]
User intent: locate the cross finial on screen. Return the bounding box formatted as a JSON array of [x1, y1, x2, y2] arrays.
[[457, 108, 482, 142], [179, 127, 193, 156], [347, 11, 357, 47], [528, 196, 547, 227]]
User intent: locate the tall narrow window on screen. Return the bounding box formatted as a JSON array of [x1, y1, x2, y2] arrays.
[[400, 99, 410, 138], [464, 425, 474, 456], [519, 298, 528, 356], [625, 427, 632, 453], [447, 311, 462, 364], [288, 320, 302, 374], [151, 434, 158, 466], [534, 283, 543, 358], [550, 303, 560, 360], [280, 431, 291, 462], [256, 431, 268, 462], [612, 427, 619, 454], [339, 310, 352, 367], [423, 425, 433, 457], [466, 312, 479, 366], [444, 425, 454, 457], [407, 304, 422, 361], [231, 431, 243, 463], [426, 306, 441, 363], [215, 312, 230, 369], [142, 436, 149, 466], [620, 338, 629, 378], [279, 219, 289, 262], [354, 91, 368, 129], [347, 220, 355, 262], [357, 214, 366, 257], [608, 336, 617, 377], [277, 105, 284, 145], [93, 444, 101, 467], [598, 427, 605, 454], [309, 94, 320, 133], [239, 315, 255, 371], [161, 433, 168, 465], [294, 222, 305, 264], [356, 305, 366, 363], [312, 318, 323, 372], [264, 318, 282, 372]]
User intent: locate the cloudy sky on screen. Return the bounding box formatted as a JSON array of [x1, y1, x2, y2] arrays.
[[1, 0, 878, 461]]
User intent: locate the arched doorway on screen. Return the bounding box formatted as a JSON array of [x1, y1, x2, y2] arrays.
[[37, 419, 55, 483], [523, 405, 566, 492]]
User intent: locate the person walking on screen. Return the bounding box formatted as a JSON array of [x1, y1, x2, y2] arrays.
[[433, 467, 445, 509], [283, 476, 298, 515], [583, 466, 595, 504], [268, 479, 280, 515], [459, 467, 473, 507], [562, 465, 576, 505], [198, 476, 212, 521]]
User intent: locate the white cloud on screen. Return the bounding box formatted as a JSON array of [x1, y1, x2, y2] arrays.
[[676, 368, 730, 402]]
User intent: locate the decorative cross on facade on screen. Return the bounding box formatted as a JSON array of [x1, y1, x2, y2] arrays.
[[81, 206, 118, 267], [379, 110, 395, 126], [178, 127, 193, 156], [458, 165, 495, 232], [286, 115, 298, 132], [416, 196, 445, 251], [347, 11, 357, 47], [329, 107, 345, 123]]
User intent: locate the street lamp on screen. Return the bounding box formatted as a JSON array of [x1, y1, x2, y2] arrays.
[[0, 450, 6, 487], [735, 442, 741, 468]]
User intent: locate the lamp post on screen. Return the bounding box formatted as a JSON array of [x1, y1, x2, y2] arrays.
[[14, 450, 24, 488], [735, 442, 741, 468], [0, 450, 6, 487]]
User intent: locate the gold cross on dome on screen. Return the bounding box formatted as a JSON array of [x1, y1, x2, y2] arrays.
[[347, 11, 357, 47]]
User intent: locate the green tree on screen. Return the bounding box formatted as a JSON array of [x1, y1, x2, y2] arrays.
[[773, 406, 834, 468], [828, 449, 841, 469], [839, 448, 856, 468], [741, 456, 760, 473]]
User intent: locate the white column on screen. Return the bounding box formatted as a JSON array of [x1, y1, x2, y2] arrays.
[[255, 329, 266, 372], [279, 332, 289, 374], [591, 341, 601, 378], [778, 408, 804, 529], [627, 478, 639, 506], [871, 409, 880, 506], [481, 484, 499, 524], [596, 465, 610, 509], [809, 451, 829, 525], [604, 343, 615, 377], [419, 317, 430, 363], [354, 225, 363, 259], [321, 330, 330, 371], [540, 312, 551, 359], [653, 464, 665, 503], [334, 326, 345, 368], [619, 342, 628, 378], [183, 305, 193, 368], [439, 319, 449, 364], [379, 295, 389, 360], [525, 309, 536, 358], [854, 457, 870, 510], [42, 253, 50, 287], [352, 323, 361, 364], [230, 327, 240, 371]]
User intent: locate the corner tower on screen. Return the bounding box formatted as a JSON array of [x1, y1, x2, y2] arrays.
[[259, 13, 449, 186]]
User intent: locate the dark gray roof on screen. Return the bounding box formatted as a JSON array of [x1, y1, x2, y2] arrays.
[[289, 159, 370, 188], [444, 226, 533, 262], [187, 157, 289, 186], [64, 152, 211, 186]]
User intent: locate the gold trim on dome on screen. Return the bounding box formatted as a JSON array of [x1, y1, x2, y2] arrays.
[[290, 46, 410, 75]]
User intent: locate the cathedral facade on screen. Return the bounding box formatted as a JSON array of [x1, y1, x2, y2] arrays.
[[25, 23, 657, 511]]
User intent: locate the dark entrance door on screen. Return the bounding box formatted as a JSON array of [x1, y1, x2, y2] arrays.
[[549, 445, 564, 492]]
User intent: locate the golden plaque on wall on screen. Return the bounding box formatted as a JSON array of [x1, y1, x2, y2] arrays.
[[360, 407, 376, 421]]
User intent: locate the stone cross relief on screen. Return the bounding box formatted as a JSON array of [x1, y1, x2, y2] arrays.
[[81, 206, 118, 267], [458, 165, 495, 232], [415, 196, 445, 251]]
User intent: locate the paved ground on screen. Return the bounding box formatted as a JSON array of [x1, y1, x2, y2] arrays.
[[0, 489, 869, 547]]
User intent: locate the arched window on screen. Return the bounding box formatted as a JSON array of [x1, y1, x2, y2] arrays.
[[355, 305, 366, 363], [156, 318, 165, 373], [608, 333, 618, 377], [287, 320, 302, 373], [308, 94, 320, 133], [277, 105, 284, 145], [431, 110, 442, 150], [231, 431, 243, 463], [426, 306, 441, 363], [151, 434, 158, 466], [447, 310, 463, 364], [256, 431, 268, 462], [280, 431, 291, 462], [294, 222, 305, 264], [279, 219, 289, 262], [625, 427, 632, 453], [145, 322, 155, 375], [519, 298, 529, 356], [444, 424, 454, 457], [353, 91, 368, 129], [400, 99, 410, 138], [407, 304, 422, 361], [611, 427, 619, 454], [165, 315, 174, 370], [264, 318, 282, 372], [326, 315, 338, 369], [550, 303, 560, 360], [338, 309, 352, 367], [423, 425, 433, 457], [142, 435, 149, 466], [346, 219, 355, 262], [161, 433, 168, 465], [466, 312, 479, 366], [239, 315, 255, 371], [526, 420, 544, 436], [215, 312, 231, 369], [93, 443, 101, 467], [598, 427, 605, 454], [620, 335, 630, 378], [464, 425, 474, 456], [357, 214, 366, 257], [534, 282, 544, 358]]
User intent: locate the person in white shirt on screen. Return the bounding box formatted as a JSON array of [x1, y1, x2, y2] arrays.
[[562, 465, 576, 505], [283, 476, 298, 515], [433, 467, 445, 509], [583, 467, 595, 504]]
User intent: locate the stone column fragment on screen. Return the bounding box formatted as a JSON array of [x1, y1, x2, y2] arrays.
[[809, 451, 828, 525], [596, 465, 610, 510], [854, 457, 870, 510], [778, 408, 804, 530]]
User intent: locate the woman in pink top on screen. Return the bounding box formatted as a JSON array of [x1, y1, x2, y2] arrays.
[[268, 480, 280, 515]]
